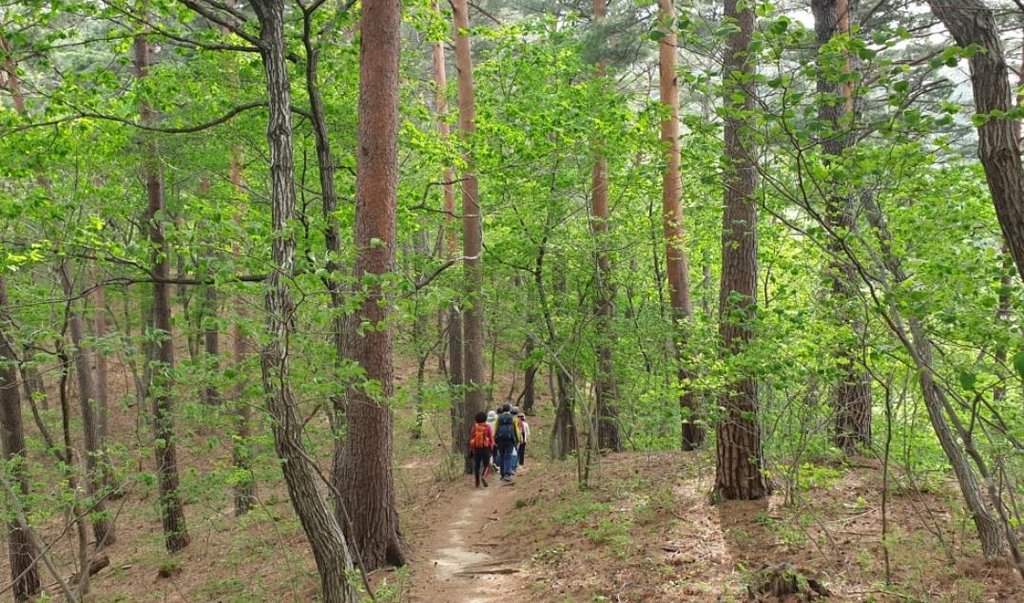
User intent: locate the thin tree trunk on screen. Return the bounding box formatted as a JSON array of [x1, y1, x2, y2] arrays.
[[301, 3, 348, 430], [591, 0, 621, 452], [713, 0, 769, 501], [448, 305, 465, 445], [453, 0, 486, 472], [862, 193, 1007, 558], [995, 30, 1024, 402], [657, 0, 702, 450], [56, 344, 93, 598], [21, 366, 47, 412], [0, 278, 41, 602], [336, 0, 407, 571], [196, 176, 220, 408], [412, 232, 430, 440], [535, 230, 577, 459], [928, 0, 1024, 284], [230, 150, 256, 517], [58, 262, 115, 549], [94, 282, 110, 442], [249, 1, 358, 599], [432, 4, 464, 442], [134, 32, 190, 552], [812, 0, 872, 453], [201, 274, 220, 406], [522, 333, 537, 415], [432, 6, 465, 452]]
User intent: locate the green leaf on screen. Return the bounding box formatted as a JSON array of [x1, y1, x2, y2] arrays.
[[958, 371, 976, 391], [1013, 352, 1024, 380]]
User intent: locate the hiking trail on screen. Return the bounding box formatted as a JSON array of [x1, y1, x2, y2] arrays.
[[405, 465, 532, 602]]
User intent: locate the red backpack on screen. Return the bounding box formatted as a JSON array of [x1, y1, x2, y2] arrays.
[[469, 423, 489, 450]]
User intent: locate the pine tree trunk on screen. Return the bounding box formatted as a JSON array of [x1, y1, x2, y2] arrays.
[[0, 278, 41, 602], [58, 262, 115, 548], [335, 0, 408, 571], [714, 0, 769, 502], [432, 19, 466, 452], [812, 0, 872, 454], [249, 1, 358, 599], [134, 32, 190, 553], [657, 0, 702, 450], [453, 0, 486, 470], [928, 0, 1024, 284]]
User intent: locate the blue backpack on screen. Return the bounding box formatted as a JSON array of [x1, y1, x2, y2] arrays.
[[495, 413, 515, 443]]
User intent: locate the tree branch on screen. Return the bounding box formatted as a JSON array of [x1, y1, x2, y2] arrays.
[[176, 0, 262, 48]]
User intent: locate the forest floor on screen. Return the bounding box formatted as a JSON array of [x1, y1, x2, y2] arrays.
[[396, 413, 1024, 603], [3, 353, 1023, 602]]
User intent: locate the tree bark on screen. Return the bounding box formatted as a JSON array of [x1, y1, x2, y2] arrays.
[[301, 3, 348, 431], [453, 0, 486, 469], [522, 332, 537, 415], [134, 32, 190, 553], [230, 149, 256, 517], [995, 29, 1024, 402], [657, 0, 702, 450], [812, 0, 872, 454], [928, 0, 1024, 284], [714, 0, 769, 501], [432, 14, 466, 452], [535, 229, 577, 459], [201, 276, 220, 406], [249, 1, 358, 599], [58, 262, 115, 548], [0, 278, 40, 602], [336, 0, 408, 570], [590, 0, 621, 452]]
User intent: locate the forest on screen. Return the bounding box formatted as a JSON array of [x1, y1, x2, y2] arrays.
[[2, 0, 1024, 600]]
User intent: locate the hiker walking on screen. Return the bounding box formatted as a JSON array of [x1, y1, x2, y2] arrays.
[[494, 403, 519, 481], [486, 409, 499, 471], [517, 412, 530, 467], [509, 407, 524, 475], [468, 411, 494, 488]]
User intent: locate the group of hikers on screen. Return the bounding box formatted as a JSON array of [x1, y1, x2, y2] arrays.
[[467, 403, 530, 488]]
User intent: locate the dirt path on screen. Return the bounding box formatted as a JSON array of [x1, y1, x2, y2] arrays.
[[405, 465, 533, 602]]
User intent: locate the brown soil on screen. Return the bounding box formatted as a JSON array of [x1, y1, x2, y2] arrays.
[[402, 466, 533, 603], [3, 348, 1022, 602], [475, 448, 1024, 602]]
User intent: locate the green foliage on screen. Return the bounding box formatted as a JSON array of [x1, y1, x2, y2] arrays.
[[0, 0, 1022, 598]]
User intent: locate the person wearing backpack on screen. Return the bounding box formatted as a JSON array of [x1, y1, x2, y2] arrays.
[[494, 403, 519, 481], [485, 409, 499, 471], [468, 411, 494, 488], [509, 407, 524, 475], [517, 412, 531, 467]]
